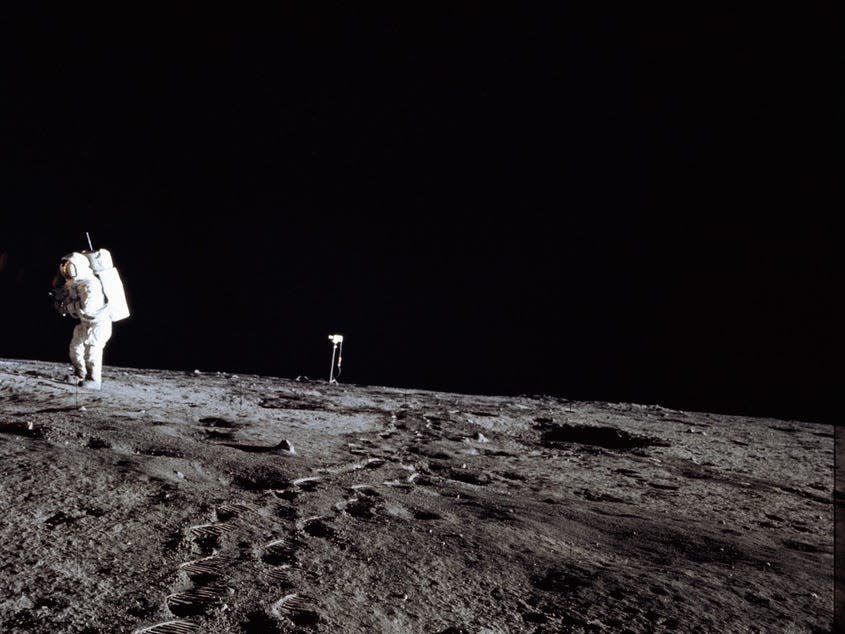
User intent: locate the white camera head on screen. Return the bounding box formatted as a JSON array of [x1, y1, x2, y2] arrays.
[[328, 334, 344, 344]]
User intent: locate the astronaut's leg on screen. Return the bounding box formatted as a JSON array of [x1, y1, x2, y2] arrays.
[[81, 320, 112, 390], [83, 344, 104, 386], [68, 323, 87, 384]]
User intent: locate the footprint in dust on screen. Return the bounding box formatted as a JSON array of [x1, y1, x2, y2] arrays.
[[219, 439, 295, 455], [338, 495, 378, 520], [241, 610, 285, 633], [647, 481, 680, 491], [167, 549, 233, 618], [445, 467, 492, 486], [270, 503, 297, 521], [264, 563, 297, 586], [270, 476, 324, 500], [292, 476, 323, 491], [299, 516, 335, 539], [359, 457, 386, 470], [271, 593, 320, 626], [132, 620, 199, 633], [349, 484, 381, 497], [407, 472, 434, 486], [178, 555, 227, 584], [214, 502, 257, 522], [261, 538, 299, 566], [165, 585, 232, 617], [187, 523, 237, 554], [198, 416, 239, 441], [412, 509, 442, 521]]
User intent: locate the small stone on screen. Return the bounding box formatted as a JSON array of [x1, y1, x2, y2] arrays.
[[17, 595, 34, 610]]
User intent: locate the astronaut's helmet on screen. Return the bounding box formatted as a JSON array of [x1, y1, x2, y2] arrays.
[[59, 252, 92, 280]]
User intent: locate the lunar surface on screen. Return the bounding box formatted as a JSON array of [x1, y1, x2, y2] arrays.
[[0, 358, 835, 633]]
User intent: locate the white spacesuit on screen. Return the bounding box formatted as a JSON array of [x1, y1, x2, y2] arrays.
[[58, 252, 112, 390]]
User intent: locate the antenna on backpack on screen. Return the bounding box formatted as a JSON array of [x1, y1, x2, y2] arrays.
[[85, 232, 94, 251]]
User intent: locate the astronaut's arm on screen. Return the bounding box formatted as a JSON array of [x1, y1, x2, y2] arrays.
[[75, 284, 95, 318], [76, 280, 107, 319]]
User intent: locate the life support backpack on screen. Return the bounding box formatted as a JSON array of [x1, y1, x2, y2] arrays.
[[82, 248, 131, 322]]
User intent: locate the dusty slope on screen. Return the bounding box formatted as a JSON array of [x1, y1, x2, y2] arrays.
[[0, 358, 835, 633]]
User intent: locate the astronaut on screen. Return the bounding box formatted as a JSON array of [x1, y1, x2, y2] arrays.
[[56, 252, 113, 390]]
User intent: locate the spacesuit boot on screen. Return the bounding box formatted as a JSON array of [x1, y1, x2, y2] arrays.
[[66, 366, 86, 386], [65, 372, 85, 385], [81, 360, 102, 390], [69, 328, 88, 385]]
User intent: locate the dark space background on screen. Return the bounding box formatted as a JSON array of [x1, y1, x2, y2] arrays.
[[0, 6, 839, 424]]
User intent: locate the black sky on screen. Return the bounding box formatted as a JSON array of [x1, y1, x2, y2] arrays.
[[1, 6, 840, 424]]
